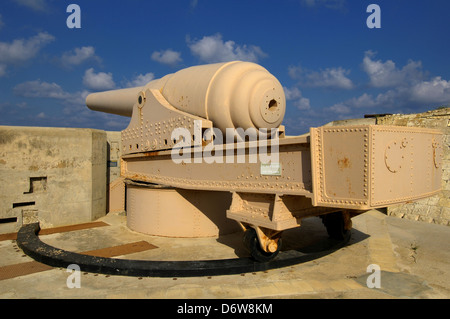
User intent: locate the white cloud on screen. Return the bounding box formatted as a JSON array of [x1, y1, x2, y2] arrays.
[[410, 77, 450, 104], [13, 0, 48, 12], [362, 50, 424, 88], [308, 67, 353, 89], [327, 77, 450, 117], [294, 97, 311, 111], [324, 51, 450, 118], [284, 86, 311, 110], [61, 46, 101, 66], [327, 93, 377, 114], [11, 79, 129, 131], [82, 68, 115, 91], [0, 32, 54, 65], [372, 76, 450, 107], [151, 49, 182, 66], [288, 65, 302, 79], [13, 80, 72, 99], [288, 65, 354, 89], [0, 32, 54, 76], [284, 87, 302, 100], [188, 34, 267, 63], [36, 112, 46, 119], [126, 72, 155, 87], [328, 103, 351, 115]]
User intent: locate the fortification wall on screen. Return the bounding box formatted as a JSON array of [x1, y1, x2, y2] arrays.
[[0, 126, 107, 233]]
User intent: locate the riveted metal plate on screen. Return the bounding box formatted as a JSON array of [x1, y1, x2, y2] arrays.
[[311, 125, 443, 209], [370, 125, 443, 207]]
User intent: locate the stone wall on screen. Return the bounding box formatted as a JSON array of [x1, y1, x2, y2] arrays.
[[377, 107, 449, 226], [0, 126, 107, 233], [106, 131, 125, 213]]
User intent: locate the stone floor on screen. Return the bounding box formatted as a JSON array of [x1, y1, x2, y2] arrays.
[[0, 209, 449, 299]]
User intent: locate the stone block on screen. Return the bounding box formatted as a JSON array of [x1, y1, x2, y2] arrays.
[[0, 126, 107, 232]]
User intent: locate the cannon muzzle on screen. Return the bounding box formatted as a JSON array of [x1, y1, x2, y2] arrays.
[[86, 86, 143, 117]]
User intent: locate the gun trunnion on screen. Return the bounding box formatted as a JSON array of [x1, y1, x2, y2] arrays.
[[87, 61, 443, 262]]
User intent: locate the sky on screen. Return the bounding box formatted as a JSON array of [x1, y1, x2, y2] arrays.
[[0, 0, 449, 135]]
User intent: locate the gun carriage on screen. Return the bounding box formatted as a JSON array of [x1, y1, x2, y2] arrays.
[[87, 61, 443, 262]]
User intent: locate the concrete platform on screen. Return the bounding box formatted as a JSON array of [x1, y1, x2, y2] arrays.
[[0, 210, 449, 299]]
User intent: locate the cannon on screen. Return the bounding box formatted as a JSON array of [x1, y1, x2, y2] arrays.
[[87, 61, 285, 141], [87, 61, 443, 262]]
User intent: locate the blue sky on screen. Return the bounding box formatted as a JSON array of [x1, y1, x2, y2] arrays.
[[1, 0, 449, 135]]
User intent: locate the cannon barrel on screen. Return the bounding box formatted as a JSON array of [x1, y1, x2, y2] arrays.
[[86, 86, 142, 117], [86, 61, 286, 132]]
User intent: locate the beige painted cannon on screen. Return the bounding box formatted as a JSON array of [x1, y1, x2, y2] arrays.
[[87, 61, 443, 262], [87, 61, 285, 141]]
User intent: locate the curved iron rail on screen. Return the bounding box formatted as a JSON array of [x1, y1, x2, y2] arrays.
[[17, 222, 350, 278]]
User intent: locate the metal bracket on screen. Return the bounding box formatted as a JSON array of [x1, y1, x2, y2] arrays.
[[122, 89, 213, 155], [252, 226, 282, 253]]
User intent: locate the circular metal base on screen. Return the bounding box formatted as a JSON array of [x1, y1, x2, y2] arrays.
[[126, 182, 241, 237], [17, 222, 351, 278]]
